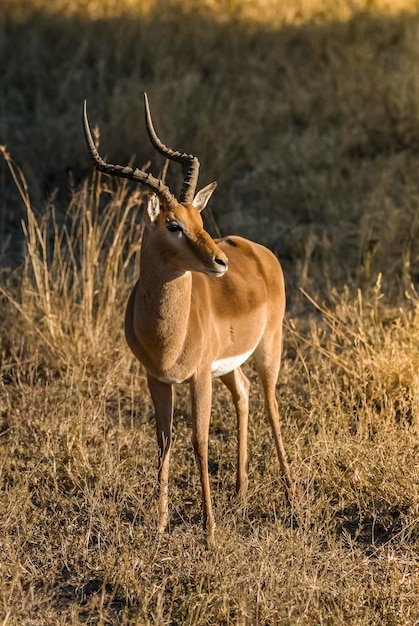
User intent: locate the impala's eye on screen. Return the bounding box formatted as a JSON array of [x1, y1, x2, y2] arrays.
[[167, 222, 183, 234]]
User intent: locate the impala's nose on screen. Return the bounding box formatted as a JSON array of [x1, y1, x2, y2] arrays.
[[213, 253, 228, 274], [215, 255, 227, 268]]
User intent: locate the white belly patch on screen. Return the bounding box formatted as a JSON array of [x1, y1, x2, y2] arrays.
[[211, 349, 254, 378]]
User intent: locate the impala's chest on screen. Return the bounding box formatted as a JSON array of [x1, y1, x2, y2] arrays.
[[128, 326, 199, 383], [125, 282, 199, 382], [126, 333, 198, 384]]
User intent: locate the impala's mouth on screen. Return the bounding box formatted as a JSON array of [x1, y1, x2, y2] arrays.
[[206, 266, 228, 277], [213, 254, 228, 275]]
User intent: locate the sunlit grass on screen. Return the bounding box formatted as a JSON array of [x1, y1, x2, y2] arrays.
[[6, 0, 419, 22]]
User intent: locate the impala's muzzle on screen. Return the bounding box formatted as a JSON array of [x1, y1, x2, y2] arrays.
[[193, 231, 228, 276], [212, 252, 228, 276]]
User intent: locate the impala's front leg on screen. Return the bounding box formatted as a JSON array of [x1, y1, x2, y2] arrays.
[[147, 374, 174, 535], [190, 371, 215, 546]]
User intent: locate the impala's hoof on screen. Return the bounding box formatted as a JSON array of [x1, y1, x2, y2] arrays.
[[235, 477, 249, 500], [205, 524, 216, 549]]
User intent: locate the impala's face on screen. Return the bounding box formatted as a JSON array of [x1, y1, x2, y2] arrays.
[[146, 191, 228, 277]]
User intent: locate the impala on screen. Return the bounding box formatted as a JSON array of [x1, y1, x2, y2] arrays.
[[83, 95, 294, 545]]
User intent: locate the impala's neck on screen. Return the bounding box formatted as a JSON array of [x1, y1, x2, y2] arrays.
[[133, 228, 193, 369]]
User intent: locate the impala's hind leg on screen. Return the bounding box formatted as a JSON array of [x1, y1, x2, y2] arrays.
[[253, 331, 294, 503], [220, 367, 250, 497]]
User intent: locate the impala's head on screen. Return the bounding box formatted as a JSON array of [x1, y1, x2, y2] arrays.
[[83, 94, 228, 277], [144, 186, 228, 276]]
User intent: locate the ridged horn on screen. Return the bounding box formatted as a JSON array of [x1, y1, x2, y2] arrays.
[[82, 100, 178, 208], [144, 93, 200, 204]]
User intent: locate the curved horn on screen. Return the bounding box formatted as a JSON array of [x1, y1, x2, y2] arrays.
[[144, 93, 200, 204], [82, 100, 178, 208]]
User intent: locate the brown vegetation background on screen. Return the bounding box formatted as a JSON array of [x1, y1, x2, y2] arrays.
[[2, 0, 419, 291], [1, 1, 419, 624]]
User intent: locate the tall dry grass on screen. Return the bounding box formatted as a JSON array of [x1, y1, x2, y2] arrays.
[[1, 147, 419, 624], [0, 143, 145, 369], [1, 0, 419, 624]]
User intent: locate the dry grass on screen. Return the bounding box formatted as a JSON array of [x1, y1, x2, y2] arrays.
[[1, 0, 419, 624], [1, 147, 418, 625]]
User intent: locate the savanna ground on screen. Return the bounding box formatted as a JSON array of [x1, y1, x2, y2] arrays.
[[1, 0, 419, 623]]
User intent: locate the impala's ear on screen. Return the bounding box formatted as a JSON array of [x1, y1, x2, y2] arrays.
[[192, 182, 217, 212], [146, 194, 161, 224]]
